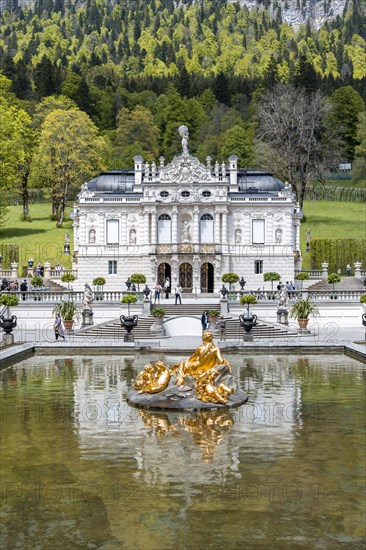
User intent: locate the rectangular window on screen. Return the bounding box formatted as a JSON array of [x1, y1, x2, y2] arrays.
[[106, 219, 119, 244], [200, 220, 214, 243], [158, 220, 171, 244], [252, 219, 265, 244], [254, 260, 263, 274], [108, 260, 117, 274]]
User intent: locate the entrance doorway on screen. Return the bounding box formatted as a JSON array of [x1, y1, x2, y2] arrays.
[[179, 263, 192, 292], [201, 263, 214, 293], [158, 263, 171, 289]]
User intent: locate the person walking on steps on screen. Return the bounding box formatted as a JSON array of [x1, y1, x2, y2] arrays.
[[346, 263, 351, 277], [201, 310, 208, 331], [54, 314, 65, 341], [175, 284, 182, 305]]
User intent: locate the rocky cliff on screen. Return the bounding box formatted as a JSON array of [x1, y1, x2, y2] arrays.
[[232, 0, 348, 28]]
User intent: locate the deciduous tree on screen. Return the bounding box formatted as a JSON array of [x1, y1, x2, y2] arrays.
[[256, 84, 336, 209], [30, 108, 107, 226]]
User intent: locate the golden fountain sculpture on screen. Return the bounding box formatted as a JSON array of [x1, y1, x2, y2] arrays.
[[127, 331, 248, 410]]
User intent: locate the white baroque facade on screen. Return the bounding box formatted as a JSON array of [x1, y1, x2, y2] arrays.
[[72, 126, 302, 292]]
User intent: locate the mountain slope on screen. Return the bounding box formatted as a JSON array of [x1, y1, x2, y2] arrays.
[[232, 0, 348, 28]]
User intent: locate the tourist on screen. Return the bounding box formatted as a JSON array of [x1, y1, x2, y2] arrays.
[[346, 263, 351, 277], [201, 310, 208, 331], [36, 262, 42, 276], [154, 281, 162, 304], [20, 279, 28, 300], [175, 284, 182, 305], [9, 280, 18, 291], [54, 314, 65, 341], [218, 316, 226, 341], [164, 278, 170, 299]]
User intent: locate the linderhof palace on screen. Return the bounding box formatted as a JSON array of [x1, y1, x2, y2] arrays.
[[72, 126, 303, 293]]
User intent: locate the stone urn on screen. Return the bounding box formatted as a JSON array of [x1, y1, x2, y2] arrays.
[[0, 315, 17, 334], [120, 314, 138, 342], [239, 313, 258, 333]]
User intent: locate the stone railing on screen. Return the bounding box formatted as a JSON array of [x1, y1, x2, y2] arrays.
[[294, 269, 322, 278], [0, 270, 12, 277], [0, 290, 146, 303], [226, 289, 365, 303], [49, 269, 78, 278]]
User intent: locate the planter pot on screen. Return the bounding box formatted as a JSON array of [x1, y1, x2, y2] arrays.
[[63, 320, 74, 330], [0, 315, 17, 334], [208, 315, 219, 324], [120, 315, 138, 334], [298, 318, 309, 329], [239, 314, 258, 333]]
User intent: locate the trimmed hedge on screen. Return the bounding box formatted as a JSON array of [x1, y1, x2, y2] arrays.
[[310, 239, 366, 274], [305, 185, 366, 203], [0, 243, 19, 269]]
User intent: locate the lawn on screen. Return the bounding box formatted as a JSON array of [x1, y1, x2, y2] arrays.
[[300, 200, 366, 269], [0, 203, 73, 272], [0, 200, 365, 273]]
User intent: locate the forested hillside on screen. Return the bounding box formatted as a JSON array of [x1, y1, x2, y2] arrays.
[[1, 0, 365, 226]]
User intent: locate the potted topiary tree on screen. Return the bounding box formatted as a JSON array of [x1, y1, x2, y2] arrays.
[[150, 307, 166, 336], [61, 273, 76, 289], [0, 293, 19, 338], [327, 273, 341, 299], [263, 272, 281, 298], [120, 294, 138, 340], [93, 277, 106, 301], [52, 300, 81, 330], [130, 273, 146, 299], [295, 272, 310, 289], [290, 298, 319, 330], [239, 294, 258, 333], [31, 275, 44, 300], [221, 273, 239, 300]]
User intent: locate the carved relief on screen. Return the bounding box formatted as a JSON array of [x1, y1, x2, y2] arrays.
[[158, 155, 215, 185], [129, 229, 137, 244], [275, 228, 283, 244], [89, 229, 96, 244]]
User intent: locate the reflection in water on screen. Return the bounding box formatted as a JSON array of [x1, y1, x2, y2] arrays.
[[0, 353, 365, 550], [137, 409, 234, 463]]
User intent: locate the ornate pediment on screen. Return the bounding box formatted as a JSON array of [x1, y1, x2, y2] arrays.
[[158, 155, 215, 185]]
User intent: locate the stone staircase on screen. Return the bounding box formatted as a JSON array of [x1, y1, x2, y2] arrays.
[[307, 277, 365, 292], [75, 302, 298, 340]]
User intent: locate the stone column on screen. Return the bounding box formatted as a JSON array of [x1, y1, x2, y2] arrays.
[[172, 207, 178, 246], [214, 210, 220, 243], [321, 262, 328, 281], [98, 212, 105, 244], [144, 211, 150, 248], [193, 207, 199, 245], [354, 261, 362, 279], [11, 262, 18, 279], [121, 213, 127, 245], [151, 211, 157, 245], [222, 210, 228, 247], [44, 261, 51, 279], [267, 213, 273, 244]]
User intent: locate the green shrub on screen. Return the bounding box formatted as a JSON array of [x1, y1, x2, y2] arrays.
[[290, 299, 319, 320], [207, 309, 220, 316], [263, 272, 281, 290], [151, 307, 165, 317], [327, 273, 341, 285], [311, 239, 366, 273], [0, 294, 20, 307], [221, 273, 239, 289], [52, 300, 81, 321], [92, 277, 106, 286], [0, 243, 19, 269], [359, 294, 366, 304], [121, 293, 138, 315], [240, 294, 258, 306], [295, 272, 310, 280], [130, 273, 146, 290], [31, 275, 43, 287], [61, 273, 76, 288]]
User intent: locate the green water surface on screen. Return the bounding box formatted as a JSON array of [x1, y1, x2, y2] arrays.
[[0, 353, 365, 549]]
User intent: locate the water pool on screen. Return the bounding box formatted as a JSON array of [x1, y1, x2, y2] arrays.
[[0, 353, 365, 549]]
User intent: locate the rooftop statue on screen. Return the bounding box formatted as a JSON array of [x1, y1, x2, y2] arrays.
[[127, 331, 248, 410], [178, 125, 189, 155]]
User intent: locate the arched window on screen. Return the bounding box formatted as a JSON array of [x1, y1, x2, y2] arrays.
[[200, 213, 214, 243], [158, 214, 171, 243]]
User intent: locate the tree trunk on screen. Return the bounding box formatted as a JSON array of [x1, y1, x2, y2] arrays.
[[20, 169, 30, 218]]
